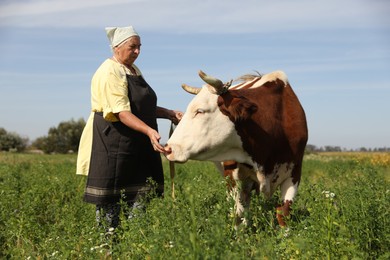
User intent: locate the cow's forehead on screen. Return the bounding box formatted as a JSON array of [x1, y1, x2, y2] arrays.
[[187, 86, 218, 110]]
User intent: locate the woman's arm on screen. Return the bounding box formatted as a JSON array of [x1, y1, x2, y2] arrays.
[[156, 106, 183, 125]]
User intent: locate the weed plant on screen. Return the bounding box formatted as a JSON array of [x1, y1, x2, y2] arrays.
[[0, 152, 389, 259]]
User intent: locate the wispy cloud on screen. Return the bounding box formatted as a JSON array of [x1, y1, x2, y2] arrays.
[[1, 0, 389, 32], [0, 0, 135, 17]]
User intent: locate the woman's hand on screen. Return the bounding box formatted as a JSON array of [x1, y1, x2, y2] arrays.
[[117, 110, 166, 153], [146, 128, 165, 153], [170, 110, 183, 125]]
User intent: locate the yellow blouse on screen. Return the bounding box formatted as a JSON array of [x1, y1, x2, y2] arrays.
[[76, 59, 142, 176]]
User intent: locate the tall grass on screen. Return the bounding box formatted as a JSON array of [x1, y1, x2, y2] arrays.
[[0, 152, 389, 259]]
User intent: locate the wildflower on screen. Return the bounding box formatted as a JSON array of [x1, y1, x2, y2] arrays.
[[90, 246, 100, 251], [283, 227, 290, 237], [322, 190, 335, 199], [100, 243, 108, 248]]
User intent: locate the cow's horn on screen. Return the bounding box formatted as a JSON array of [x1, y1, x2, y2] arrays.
[[198, 70, 224, 89], [182, 83, 201, 95]]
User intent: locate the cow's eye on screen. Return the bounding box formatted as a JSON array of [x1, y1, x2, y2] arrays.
[[195, 109, 205, 116]]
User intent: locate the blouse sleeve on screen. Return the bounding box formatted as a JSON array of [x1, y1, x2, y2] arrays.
[[102, 70, 131, 121]]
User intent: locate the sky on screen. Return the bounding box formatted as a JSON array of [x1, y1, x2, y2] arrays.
[[0, 0, 389, 150]]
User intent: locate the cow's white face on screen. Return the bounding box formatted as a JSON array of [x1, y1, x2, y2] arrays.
[[165, 86, 249, 163]]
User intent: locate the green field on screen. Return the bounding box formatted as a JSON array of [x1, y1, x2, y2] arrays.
[[1, 152, 389, 259]]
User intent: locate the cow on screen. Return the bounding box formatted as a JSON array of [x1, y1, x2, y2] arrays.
[[164, 70, 308, 227]]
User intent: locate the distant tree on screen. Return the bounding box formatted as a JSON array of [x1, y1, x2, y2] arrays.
[[32, 118, 85, 154], [359, 147, 368, 152], [324, 146, 342, 152], [376, 147, 390, 152], [305, 144, 317, 153], [31, 136, 48, 151], [0, 127, 29, 152]]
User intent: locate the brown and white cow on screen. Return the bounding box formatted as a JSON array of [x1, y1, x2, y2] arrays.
[[164, 70, 308, 227]]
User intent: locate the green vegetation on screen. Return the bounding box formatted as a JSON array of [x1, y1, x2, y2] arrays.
[[0, 153, 389, 259]]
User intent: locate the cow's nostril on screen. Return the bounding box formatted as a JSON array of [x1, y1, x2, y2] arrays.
[[163, 145, 172, 154]]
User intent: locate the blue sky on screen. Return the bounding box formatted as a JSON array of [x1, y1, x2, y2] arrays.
[[0, 0, 389, 149]]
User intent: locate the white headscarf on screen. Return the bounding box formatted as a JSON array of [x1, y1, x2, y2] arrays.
[[105, 26, 139, 49]]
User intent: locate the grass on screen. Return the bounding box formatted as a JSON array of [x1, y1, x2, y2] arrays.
[[0, 152, 389, 259]]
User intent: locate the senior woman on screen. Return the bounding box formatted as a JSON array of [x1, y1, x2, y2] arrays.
[[76, 26, 182, 230]]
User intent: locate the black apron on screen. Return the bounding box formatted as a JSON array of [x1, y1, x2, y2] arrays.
[[84, 74, 164, 205]]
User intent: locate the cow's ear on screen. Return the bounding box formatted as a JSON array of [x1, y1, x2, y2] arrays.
[[219, 96, 257, 122], [230, 98, 258, 122]]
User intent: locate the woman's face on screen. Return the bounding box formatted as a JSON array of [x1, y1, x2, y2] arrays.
[[115, 36, 141, 66]]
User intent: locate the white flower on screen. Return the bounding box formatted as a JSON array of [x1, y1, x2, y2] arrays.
[[322, 190, 335, 198], [99, 243, 109, 248], [90, 246, 99, 251]]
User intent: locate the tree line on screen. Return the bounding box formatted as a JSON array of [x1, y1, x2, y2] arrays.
[[305, 144, 390, 153], [1, 119, 389, 154], [0, 118, 85, 154]]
